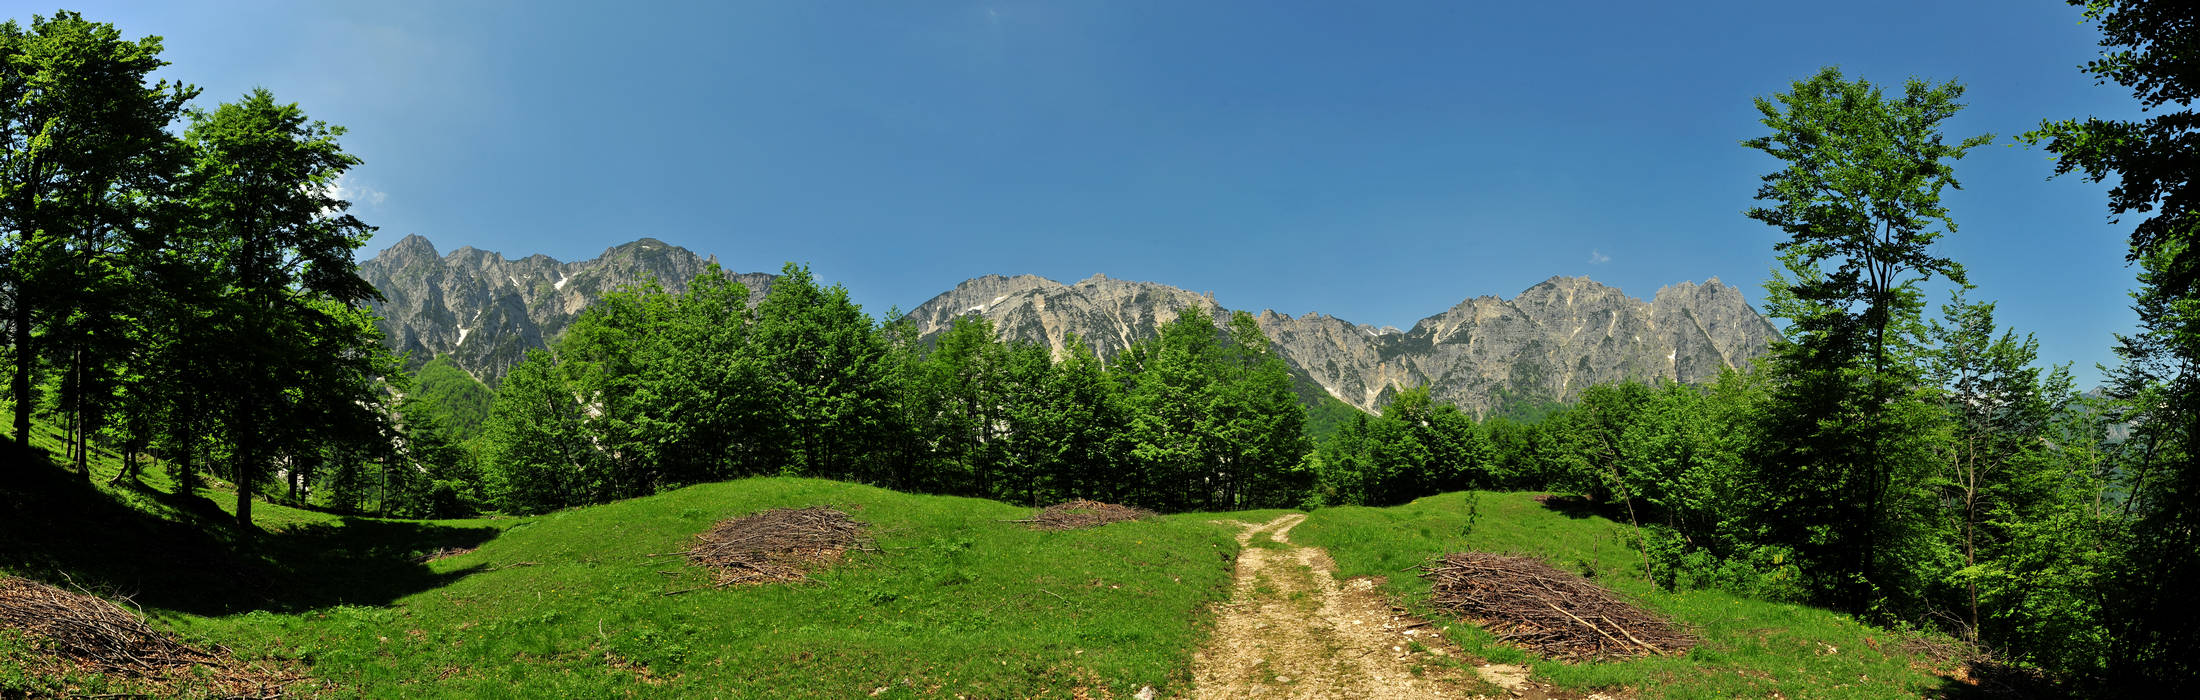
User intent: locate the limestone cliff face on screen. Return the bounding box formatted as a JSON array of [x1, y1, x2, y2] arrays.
[[903, 274, 1225, 360], [359, 235, 773, 384], [909, 274, 1777, 415], [363, 236, 1776, 411]]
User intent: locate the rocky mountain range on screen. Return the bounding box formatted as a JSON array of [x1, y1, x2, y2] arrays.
[[359, 235, 773, 381], [361, 236, 1778, 415], [905, 273, 1777, 415]]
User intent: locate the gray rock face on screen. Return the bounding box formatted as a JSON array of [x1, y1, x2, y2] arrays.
[[359, 235, 773, 384], [903, 273, 1226, 360], [362, 236, 1777, 412], [909, 274, 1777, 415]]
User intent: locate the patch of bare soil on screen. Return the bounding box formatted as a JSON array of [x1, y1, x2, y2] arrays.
[[1192, 515, 1586, 699], [681, 506, 872, 587], [0, 575, 316, 698], [1423, 552, 1694, 661], [1020, 499, 1156, 531]]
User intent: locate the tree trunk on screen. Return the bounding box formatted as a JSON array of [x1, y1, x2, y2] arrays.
[[235, 442, 254, 528], [74, 347, 89, 480], [9, 293, 27, 450], [10, 157, 36, 452]]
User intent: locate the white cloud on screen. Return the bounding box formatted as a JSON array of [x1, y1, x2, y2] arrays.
[[1588, 249, 1612, 265], [322, 171, 387, 208]]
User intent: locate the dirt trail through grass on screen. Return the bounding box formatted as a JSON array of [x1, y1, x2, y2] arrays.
[[1191, 514, 1558, 699]]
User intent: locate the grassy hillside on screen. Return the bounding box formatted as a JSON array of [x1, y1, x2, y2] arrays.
[[4, 412, 1974, 698], [176, 479, 1247, 698], [1294, 492, 1973, 699], [2, 426, 1249, 698]]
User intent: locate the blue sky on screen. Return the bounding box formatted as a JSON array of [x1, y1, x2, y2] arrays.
[[63, 1, 2143, 384]]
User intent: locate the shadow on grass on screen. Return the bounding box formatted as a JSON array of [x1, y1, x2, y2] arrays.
[[1531, 493, 1634, 521], [1924, 659, 2075, 699], [1, 450, 498, 616]]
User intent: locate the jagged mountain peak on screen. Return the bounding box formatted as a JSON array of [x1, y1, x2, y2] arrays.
[[909, 271, 1775, 414], [361, 237, 1777, 412], [359, 235, 774, 384]]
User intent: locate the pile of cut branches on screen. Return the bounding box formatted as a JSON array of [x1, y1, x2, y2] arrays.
[[1422, 552, 1694, 660], [682, 506, 872, 587], [0, 576, 311, 697], [1022, 499, 1154, 531]]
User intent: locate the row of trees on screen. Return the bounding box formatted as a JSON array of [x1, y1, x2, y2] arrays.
[[2, 11, 396, 526], [1300, 7, 2200, 686], [466, 264, 1312, 516]]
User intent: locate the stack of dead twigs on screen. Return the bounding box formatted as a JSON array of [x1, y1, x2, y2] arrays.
[[1020, 499, 1154, 531], [1422, 552, 1695, 660], [682, 506, 872, 587], [0, 576, 310, 697]]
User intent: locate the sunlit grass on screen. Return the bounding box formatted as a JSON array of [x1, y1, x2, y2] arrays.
[[5, 406, 1968, 698], [1293, 491, 1967, 699]]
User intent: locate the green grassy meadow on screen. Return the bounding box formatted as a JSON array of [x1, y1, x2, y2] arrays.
[[3, 419, 1976, 698]]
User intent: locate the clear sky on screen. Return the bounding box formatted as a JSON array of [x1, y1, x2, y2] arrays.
[[57, 1, 2144, 384]]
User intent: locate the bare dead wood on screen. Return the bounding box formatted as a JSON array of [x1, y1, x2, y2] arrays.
[[1546, 600, 1630, 650], [1, 576, 314, 697], [1025, 500, 1153, 531], [680, 506, 873, 588], [1420, 552, 1695, 660]]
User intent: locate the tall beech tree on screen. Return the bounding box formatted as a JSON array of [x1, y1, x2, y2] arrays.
[[0, 11, 195, 453], [1741, 67, 1987, 613], [749, 263, 894, 482], [184, 89, 380, 527]]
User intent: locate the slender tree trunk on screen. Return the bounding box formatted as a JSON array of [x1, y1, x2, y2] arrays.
[[10, 162, 35, 452], [173, 427, 196, 494], [74, 347, 88, 480], [235, 440, 254, 528], [10, 297, 28, 450]]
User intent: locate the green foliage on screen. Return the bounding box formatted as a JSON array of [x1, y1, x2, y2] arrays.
[[0, 10, 197, 474], [1296, 387, 1365, 442], [1115, 309, 1311, 511], [2021, 1, 2200, 689], [1738, 66, 1987, 615], [1313, 386, 1489, 506], [474, 269, 1313, 515], [479, 350, 592, 515], [411, 356, 492, 440], [182, 88, 390, 527], [749, 263, 897, 481]]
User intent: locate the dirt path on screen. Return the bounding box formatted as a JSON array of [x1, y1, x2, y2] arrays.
[[1189, 514, 1562, 699]]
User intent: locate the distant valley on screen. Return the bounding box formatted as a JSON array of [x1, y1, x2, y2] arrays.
[[361, 236, 1777, 415]]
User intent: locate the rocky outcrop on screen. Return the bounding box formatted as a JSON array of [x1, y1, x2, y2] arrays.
[[359, 235, 773, 384]]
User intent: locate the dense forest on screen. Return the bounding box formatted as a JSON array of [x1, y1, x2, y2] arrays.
[[3, 1, 2196, 693]]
